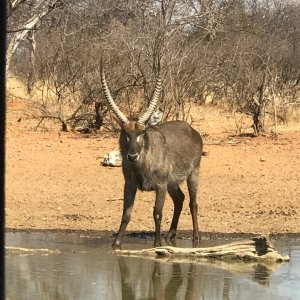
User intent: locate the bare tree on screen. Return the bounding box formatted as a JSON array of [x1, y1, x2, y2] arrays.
[[7, 0, 300, 134], [6, 0, 62, 73]]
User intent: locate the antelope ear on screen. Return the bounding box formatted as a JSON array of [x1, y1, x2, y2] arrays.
[[145, 108, 163, 127]]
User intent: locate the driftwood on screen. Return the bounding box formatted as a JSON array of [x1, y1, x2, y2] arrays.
[[115, 236, 289, 262], [6, 246, 61, 255]]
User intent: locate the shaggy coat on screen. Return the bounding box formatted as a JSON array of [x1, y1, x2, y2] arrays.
[[120, 121, 203, 191]]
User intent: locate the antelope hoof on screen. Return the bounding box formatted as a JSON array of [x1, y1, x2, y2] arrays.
[[165, 238, 176, 247], [192, 234, 200, 248], [112, 240, 121, 250], [154, 239, 162, 247], [166, 229, 177, 240]]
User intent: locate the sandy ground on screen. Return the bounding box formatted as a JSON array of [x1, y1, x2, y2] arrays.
[[5, 99, 300, 238]]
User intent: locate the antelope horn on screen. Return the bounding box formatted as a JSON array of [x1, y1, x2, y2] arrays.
[[138, 75, 162, 124], [100, 58, 129, 124]]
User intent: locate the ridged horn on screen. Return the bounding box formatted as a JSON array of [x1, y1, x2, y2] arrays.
[[100, 58, 129, 124], [138, 75, 162, 124]]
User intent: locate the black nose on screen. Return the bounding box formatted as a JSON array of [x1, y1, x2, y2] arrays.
[[127, 153, 139, 162]]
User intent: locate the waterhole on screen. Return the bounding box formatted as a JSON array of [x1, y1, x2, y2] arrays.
[[5, 232, 300, 300]]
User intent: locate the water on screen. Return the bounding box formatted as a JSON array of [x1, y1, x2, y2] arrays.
[[5, 232, 300, 300]]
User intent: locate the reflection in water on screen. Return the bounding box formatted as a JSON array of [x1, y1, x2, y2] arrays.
[[5, 233, 300, 300], [116, 255, 282, 300], [253, 264, 272, 287]]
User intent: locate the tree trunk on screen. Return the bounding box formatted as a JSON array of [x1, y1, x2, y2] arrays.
[[115, 236, 289, 262], [6, 1, 61, 73], [27, 29, 36, 94], [94, 102, 103, 129], [252, 72, 267, 135], [253, 103, 265, 135]]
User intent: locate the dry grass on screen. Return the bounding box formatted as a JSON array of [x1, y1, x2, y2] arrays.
[[6, 75, 300, 135]]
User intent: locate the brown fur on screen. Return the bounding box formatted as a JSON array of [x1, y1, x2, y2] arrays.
[[123, 122, 145, 132], [112, 120, 203, 249]]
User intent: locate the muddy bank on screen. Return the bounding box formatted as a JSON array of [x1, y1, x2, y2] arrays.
[[6, 100, 300, 235], [6, 228, 300, 241]]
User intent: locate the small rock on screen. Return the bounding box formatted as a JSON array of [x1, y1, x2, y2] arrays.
[[260, 157, 266, 162]]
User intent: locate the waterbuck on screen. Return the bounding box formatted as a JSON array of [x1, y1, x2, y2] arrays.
[[101, 62, 204, 249]]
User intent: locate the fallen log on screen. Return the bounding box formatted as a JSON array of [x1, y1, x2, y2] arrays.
[[115, 235, 289, 262], [6, 246, 61, 255]]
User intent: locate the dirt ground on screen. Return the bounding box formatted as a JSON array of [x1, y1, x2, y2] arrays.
[[5, 98, 300, 238]]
